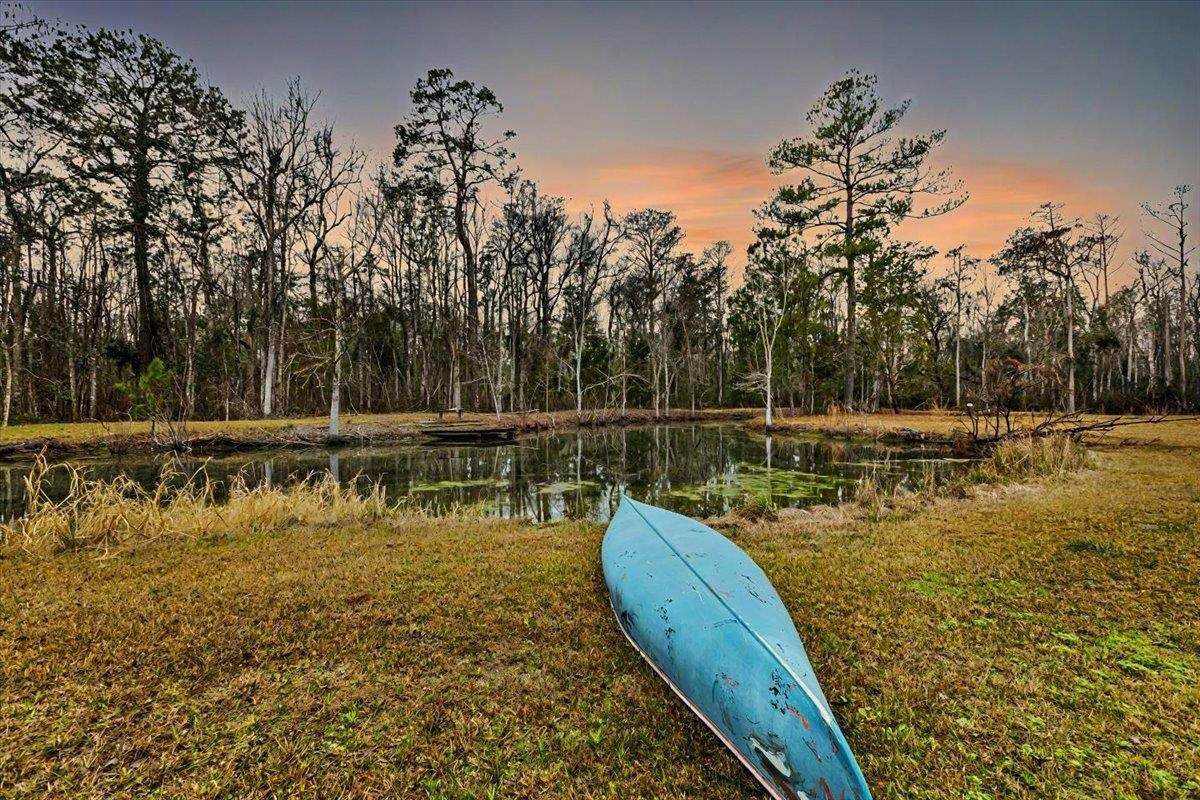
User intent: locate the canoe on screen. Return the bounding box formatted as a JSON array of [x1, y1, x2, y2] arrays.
[[602, 497, 872, 800]]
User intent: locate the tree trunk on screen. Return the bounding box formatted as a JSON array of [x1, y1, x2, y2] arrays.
[[764, 346, 774, 430], [1066, 276, 1076, 413], [1180, 263, 1188, 402], [262, 338, 276, 417], [842, 194, 856, 409], [329, 289, 342, 438], [130, 151, 160, 370], [954, 300, 962, 406], [574, 330, 584, 416]]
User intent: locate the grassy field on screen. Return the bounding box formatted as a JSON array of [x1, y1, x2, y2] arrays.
[[1, 414, 1197, 798]]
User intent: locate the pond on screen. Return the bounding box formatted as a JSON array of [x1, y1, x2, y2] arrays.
[[0, 425, 969, 522]]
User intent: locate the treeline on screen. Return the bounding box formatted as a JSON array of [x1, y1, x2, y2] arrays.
[[0, 9, 1195, 430]]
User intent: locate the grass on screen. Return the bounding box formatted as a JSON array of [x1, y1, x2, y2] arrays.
[[0, 407, 757, 450], [0, 457, 400, 555], [965, 434, 1089, 482], [0, 414, 1197, 798], [757, 408, 1200, 449]]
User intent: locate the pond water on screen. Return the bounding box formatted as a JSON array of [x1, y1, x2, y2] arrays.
[[0, 425, 968, 522]]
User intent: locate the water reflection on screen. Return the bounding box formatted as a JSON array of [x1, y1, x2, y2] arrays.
[[0, 425, 966, 522]]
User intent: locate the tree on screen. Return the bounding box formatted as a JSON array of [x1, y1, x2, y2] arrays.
[[223, 81, 344, 416], [945, 244, 978, 406], [701, 241, 732, 404], [621, 208, 685, 414], [562, 203, 621, 416], [40, 29, 239, 370], [1142, 186, 1193, 403], [115, 356, 172, 437], [858, 240, 933, 411], [0, 9, 69, 427], [732, 231, 809, 429], [766, 70, 964, 408], [393, 68, 515, 407], [293, 130, 364, 438], [994, 204, 1094, 413]]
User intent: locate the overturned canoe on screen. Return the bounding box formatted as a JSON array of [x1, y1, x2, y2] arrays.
[[602, 497, 872, 800]]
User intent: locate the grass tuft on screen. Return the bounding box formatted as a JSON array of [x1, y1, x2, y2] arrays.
[[848, 434, 1088, 521], [967, 434, 1090, 483], [0, 454, 404, 555]]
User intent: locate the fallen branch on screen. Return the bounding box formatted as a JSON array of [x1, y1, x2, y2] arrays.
[[957, 412, 1195, 452]]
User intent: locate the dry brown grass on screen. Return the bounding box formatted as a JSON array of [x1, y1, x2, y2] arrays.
[[968, 433, 1090, 483], [0, 414, 1197, 798], [758, 408, 1200, 449], [0, 456, 401, 555]]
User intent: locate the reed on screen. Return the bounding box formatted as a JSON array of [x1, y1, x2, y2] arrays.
[[0, 454, 405, 555]]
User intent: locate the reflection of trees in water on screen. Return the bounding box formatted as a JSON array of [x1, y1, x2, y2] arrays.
[[0, 426, 963, 522]]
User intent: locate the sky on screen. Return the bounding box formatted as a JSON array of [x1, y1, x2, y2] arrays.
[[32, 0, 1200, 281]]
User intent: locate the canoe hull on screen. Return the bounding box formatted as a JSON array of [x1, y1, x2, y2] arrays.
[[602, 497, 871, 800]]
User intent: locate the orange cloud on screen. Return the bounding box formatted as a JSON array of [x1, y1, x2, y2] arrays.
[[909, 159, 1120, 265], [523, 148, 1131, 282], [529, 147, 772, 257]]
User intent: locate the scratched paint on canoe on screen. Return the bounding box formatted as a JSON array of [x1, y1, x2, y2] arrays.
[[602, 496, 872, 800]]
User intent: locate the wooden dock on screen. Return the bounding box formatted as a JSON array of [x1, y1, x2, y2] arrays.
[[421, 424, 518, 443]]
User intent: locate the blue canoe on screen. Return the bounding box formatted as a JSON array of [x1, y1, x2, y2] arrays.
[[602, 497, 872, 800]]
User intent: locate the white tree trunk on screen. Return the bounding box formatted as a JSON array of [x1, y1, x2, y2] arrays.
[[574, 329, 584, 416], [1066, 278, 1076, 413], [262, 339, 276, 417], [764, 348, 774, 430], [329, 293, 342, 439]]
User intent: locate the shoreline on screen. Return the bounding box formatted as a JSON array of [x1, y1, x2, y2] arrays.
[[0, 408, 761, 461], [0, 408, 1191, 463]]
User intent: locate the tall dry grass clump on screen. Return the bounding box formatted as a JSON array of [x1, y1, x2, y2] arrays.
[[0, 455, 404, 555], [969, 433, 1090, 483], [848, 434, 1088, 519]]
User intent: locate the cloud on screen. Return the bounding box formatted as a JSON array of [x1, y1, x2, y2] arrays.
[[528, 147, 773, 256], [908, 159, 1120, 263], [524, 148, 1130, 281]]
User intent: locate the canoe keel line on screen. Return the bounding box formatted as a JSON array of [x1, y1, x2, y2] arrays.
[[602, 497, 872, 800]]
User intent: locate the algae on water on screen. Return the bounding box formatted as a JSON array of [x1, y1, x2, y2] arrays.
[[667, 463, 854, 503], [537, 479, 599, 494], [408, 478, 510, 492]]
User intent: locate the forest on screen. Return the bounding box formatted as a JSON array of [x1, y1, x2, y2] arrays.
[[1, 7, 1195, 430]]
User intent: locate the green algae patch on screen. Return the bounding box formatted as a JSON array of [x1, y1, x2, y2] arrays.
[[407, 478, 510, 492], [668, 463, 854, 504]]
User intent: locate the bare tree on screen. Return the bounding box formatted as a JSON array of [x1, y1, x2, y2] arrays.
[[945, 244, 978, 406], [562, 203, 621, 416], [224, 81, 334, 416], [735, 233, 808, 429], [1142, 186, 1194, 402]]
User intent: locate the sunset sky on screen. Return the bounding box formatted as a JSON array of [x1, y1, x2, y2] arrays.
[[35, 0, 1200, 280]]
